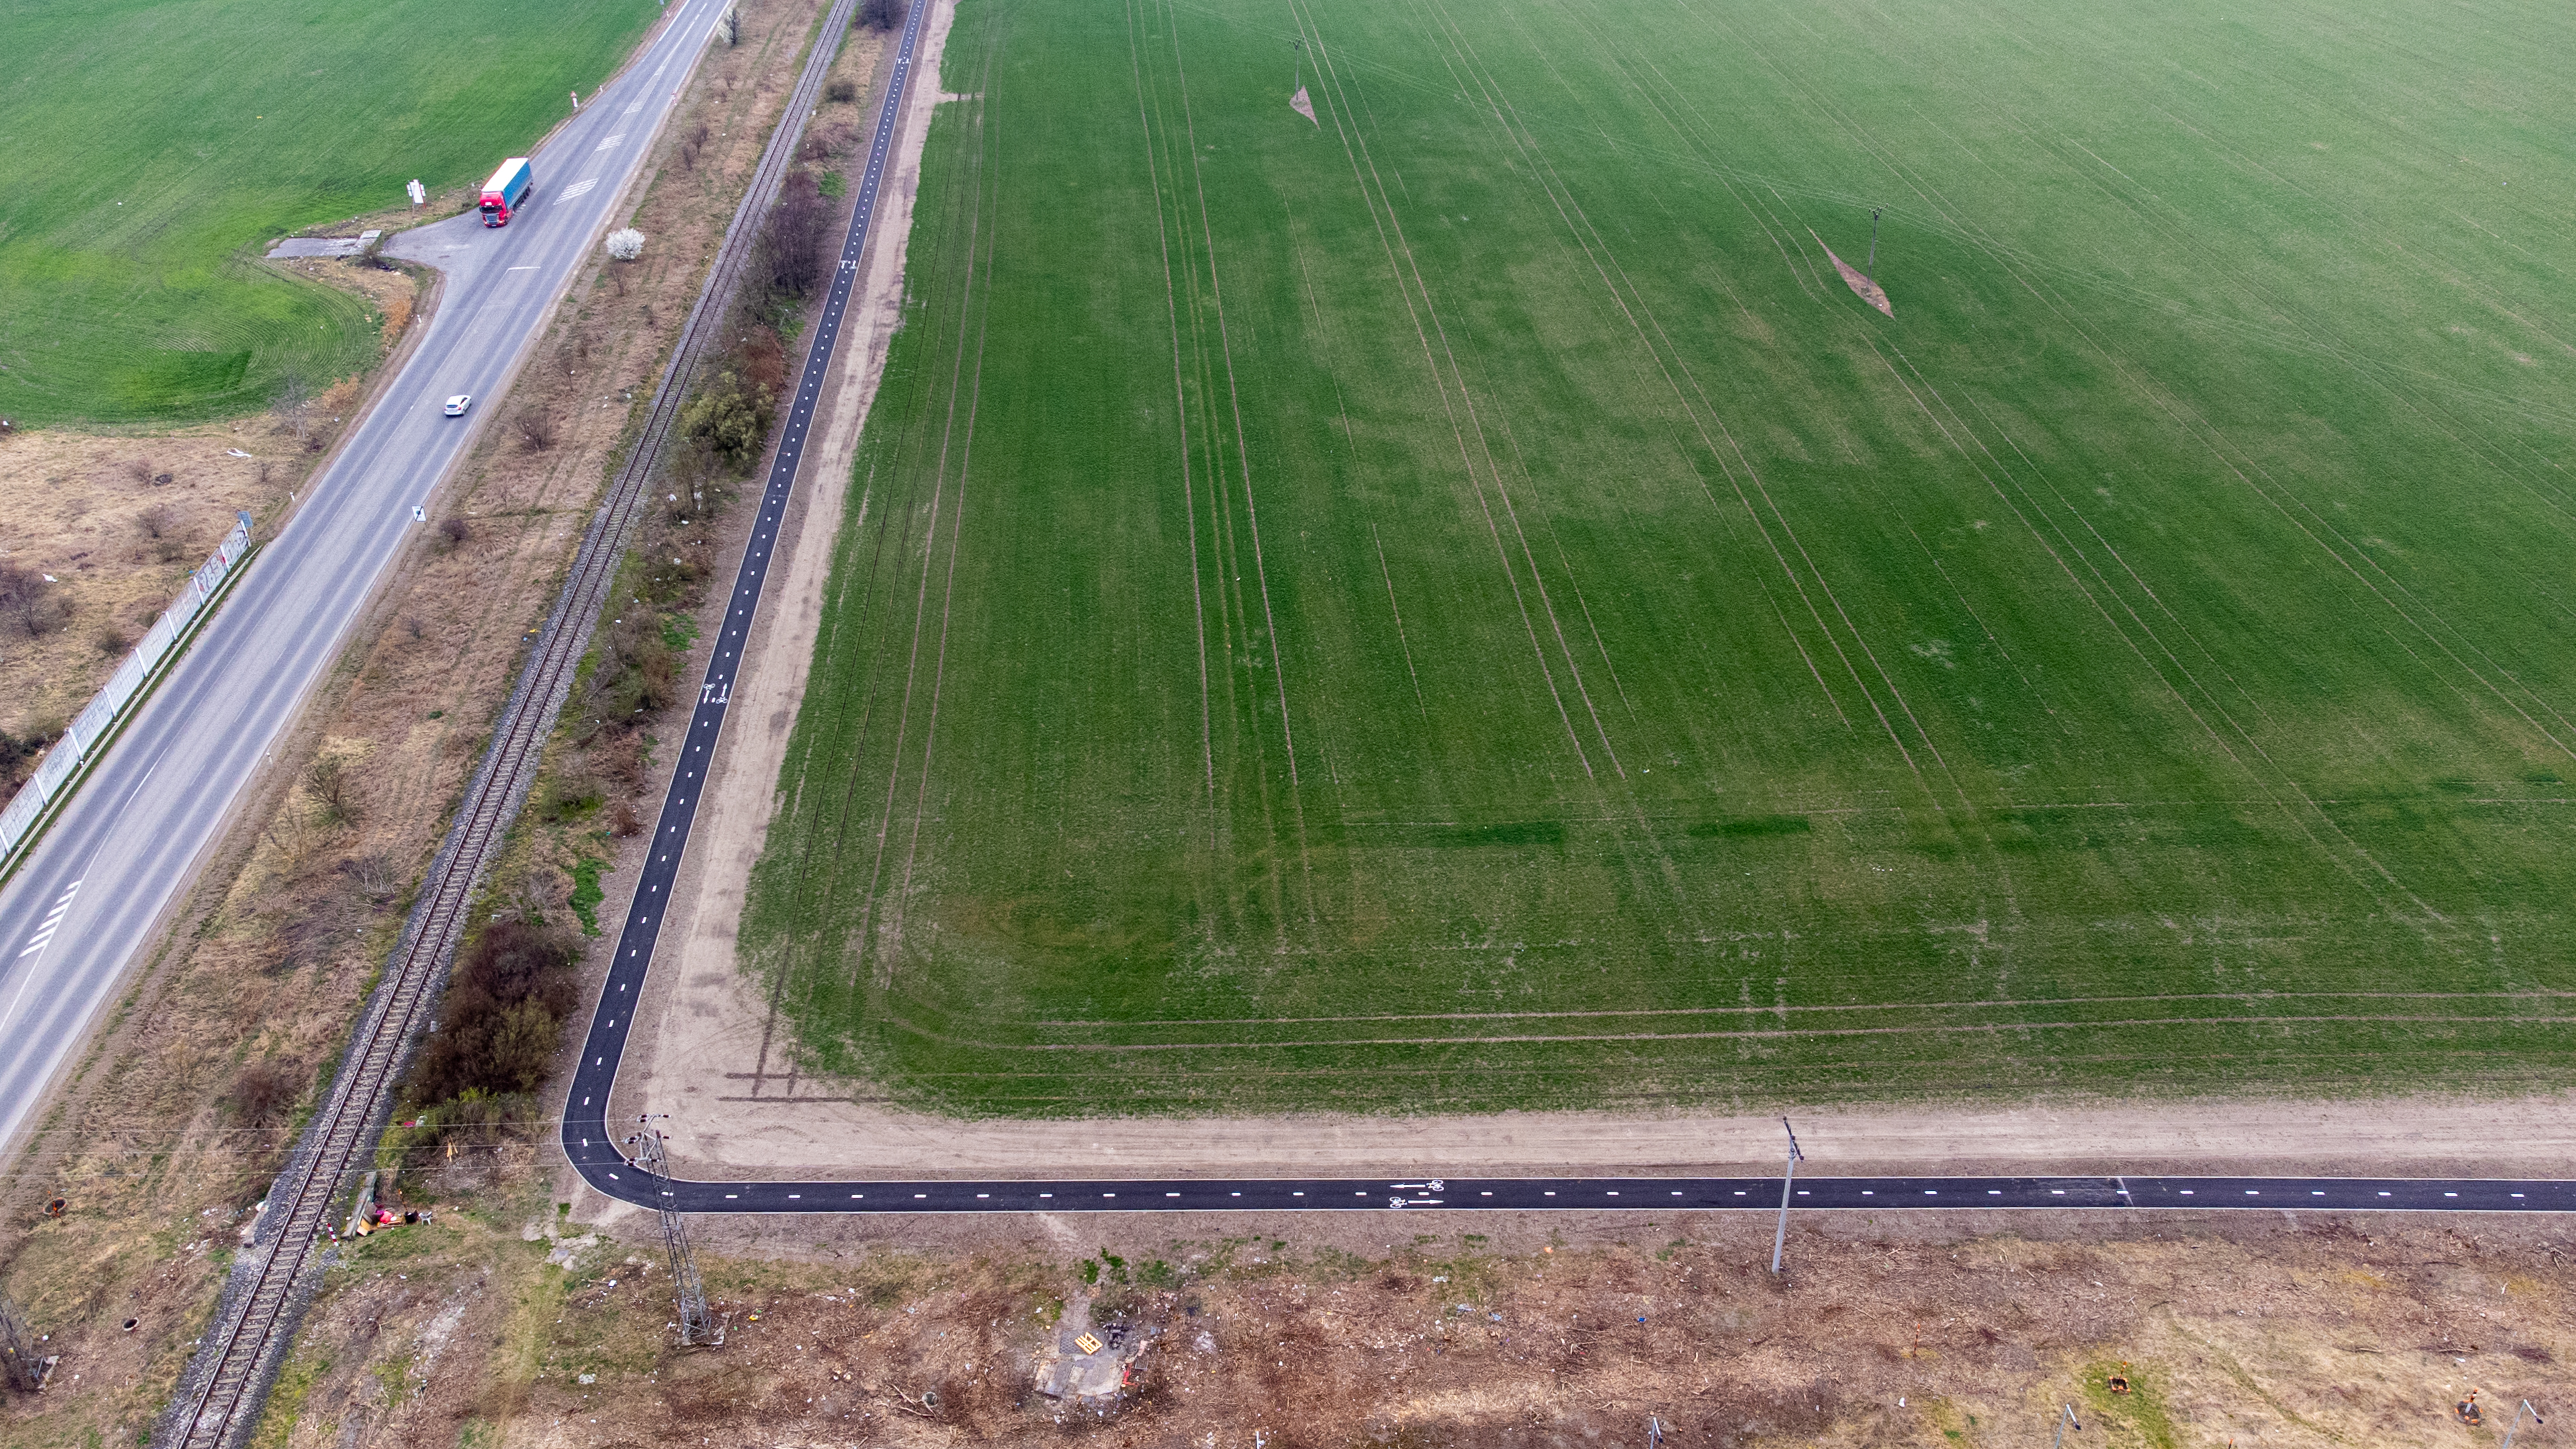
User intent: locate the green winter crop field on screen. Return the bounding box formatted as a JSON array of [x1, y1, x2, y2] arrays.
[[739, 0, 2576, 1116], [0, 0, 658, 427]]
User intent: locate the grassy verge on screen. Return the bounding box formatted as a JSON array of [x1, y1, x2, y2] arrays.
[[739, 0, 2576, 1114]]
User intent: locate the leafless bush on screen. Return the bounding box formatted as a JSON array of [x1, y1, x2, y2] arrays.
[[126, 457, 157, 485], [94, 622, 132, 656], [515, 409, 558, 452], [138, 503, 189, 562], [860, 0, 904, 31], [608, 801, 643, 837], [303, 751, 358, 828], [439, 516, 470, 547], [230, 1059, 304, 1127], [0, 562, 69, 640], [339, 850, 404, 905], [826, 77, 858, 103]]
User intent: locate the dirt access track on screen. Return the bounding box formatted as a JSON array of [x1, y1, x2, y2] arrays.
[[580, 2, 2576, 1192]]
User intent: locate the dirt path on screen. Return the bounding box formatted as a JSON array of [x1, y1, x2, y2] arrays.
[[650, 1079, 2576, 1180]]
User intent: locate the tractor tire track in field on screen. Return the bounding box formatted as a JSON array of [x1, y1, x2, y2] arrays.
[[1160, 0, 1327, 942], [1412, 0, 1943, 805], [1687, 12, 2496, 928], [1769, 38, 2576, 773], [1286, 0, 1603, 787], [850, 47, 991, 994]]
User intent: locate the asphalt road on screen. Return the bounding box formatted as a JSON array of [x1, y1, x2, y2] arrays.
[[552, 0, 2573, 1223], [572, 1168, 2576, 1215], [0, 0, 733, 1163]]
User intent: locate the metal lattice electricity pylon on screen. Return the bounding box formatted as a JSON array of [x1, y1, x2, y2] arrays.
[[625, 1118, 719, 1346]]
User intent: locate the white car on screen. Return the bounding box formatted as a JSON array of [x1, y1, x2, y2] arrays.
[[442, 394, 472, 416]]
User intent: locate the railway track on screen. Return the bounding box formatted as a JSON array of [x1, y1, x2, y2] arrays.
[[158, 4, 862, 1445]]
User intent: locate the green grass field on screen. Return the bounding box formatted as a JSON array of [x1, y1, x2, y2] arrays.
[[738, 0, 2576, 1115], [0, 0, 658, 427]]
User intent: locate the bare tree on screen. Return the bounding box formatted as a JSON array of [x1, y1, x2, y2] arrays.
[[756, 171, 833, 299], [304, 752, 358, 828], [860, 0, 905, 31], [276, 371, 312, 443], [515, 410, 558, 452]]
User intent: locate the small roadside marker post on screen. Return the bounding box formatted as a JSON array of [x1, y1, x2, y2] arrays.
[[411, 505, 425, 523], [1769, 1116, 1804, 1276]]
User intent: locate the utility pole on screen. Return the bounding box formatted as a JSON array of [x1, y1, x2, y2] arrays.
[[1867, 208, 1882, 286], [1769, 1117, 1804, 1276], [2501, 1400, 2545, 1449], [625, 1116, 718, 1346], [1, 1297, 51, 1393], [2052, 1403, 2082, 1448]]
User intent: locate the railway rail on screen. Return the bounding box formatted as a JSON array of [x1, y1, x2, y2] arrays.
[[157, 4, 863, 1444]]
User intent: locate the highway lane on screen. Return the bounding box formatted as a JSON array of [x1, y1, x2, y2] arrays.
[[0, 0, 733, 1162], [553, 0, 2575, 1223]]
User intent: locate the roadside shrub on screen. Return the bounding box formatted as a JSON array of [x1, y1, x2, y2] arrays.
[[826, 77, 858, 103], [406, 918, 582, 1103], [0, 726, 58, 789], [230, 1059, 304, 1127], [439, 515, 470, 547], [515, 408, 558, 452], [0, 562, 71, 639], [680, 369, 770, 466], [860, 0, 905, 31], [606, 228, 646, 262]]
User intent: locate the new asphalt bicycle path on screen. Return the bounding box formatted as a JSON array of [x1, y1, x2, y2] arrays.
[[558, 0, 2574, 1223]]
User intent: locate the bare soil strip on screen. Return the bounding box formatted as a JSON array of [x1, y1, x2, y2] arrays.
[[1810, 226, 1894, 314]]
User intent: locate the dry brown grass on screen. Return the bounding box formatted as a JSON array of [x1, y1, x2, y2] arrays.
[[141, 1194, 2576, 1449]]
